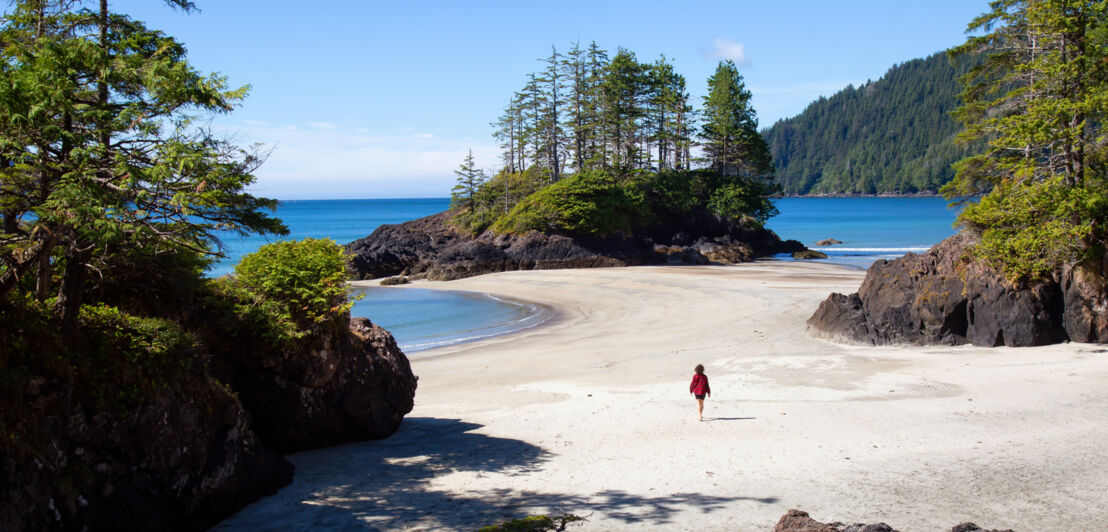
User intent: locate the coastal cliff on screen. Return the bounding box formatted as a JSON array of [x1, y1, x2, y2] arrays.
[[207, 316, 417, 454], [346, 209, 805, 281], [2, 293, 418, 530], [807, 233, 1108, 346]]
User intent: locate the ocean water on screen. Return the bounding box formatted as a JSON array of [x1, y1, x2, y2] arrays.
[[766, 197, 961, 269], [208, 196, 962, 351], [208, 197, 451, 278]]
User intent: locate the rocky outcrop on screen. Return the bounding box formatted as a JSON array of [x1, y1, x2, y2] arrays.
[[1, 369, 292, 531], [808, 232, 1108, 346], [211, 317, 417, 453], [346, 209, 806, 281], [774, 509, 896, 532], [793, 249, 829, 259], [773, 510, 1013, 532]]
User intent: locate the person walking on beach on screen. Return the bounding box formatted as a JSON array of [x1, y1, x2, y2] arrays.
[[690, 364, 711, 421]]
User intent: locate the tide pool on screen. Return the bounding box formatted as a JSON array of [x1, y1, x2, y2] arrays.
[[349, 287, 553, 353]]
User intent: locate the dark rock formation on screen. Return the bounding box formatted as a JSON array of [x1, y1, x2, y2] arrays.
[[793, 249, 829, 259], [773, 510, 1014, 532], [816, 238, 843, 245], [346, 209, 806, 281], [951, 524, 1015, 532], [211, 317, 417, 454], [808, 232, 1108, 346], [774, 509, 897, 532], [1, 370, 292, 531]]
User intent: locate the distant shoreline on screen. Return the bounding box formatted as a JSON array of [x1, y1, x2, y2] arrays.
[[776, 191, 944, 199]]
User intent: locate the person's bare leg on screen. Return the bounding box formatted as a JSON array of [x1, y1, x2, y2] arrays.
[[697, 398, 704, 421]]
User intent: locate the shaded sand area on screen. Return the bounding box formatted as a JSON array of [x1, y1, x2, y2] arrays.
[[216, 262, 1108, 531]]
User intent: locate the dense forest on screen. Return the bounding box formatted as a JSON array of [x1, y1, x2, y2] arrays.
[[453, 43, 776, 237], [0, 2, 410, 528], [763, 51, 982, 195]]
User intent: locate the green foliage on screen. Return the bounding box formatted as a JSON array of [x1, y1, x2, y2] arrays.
[[492, 171, 645, 236], [231, 238, 355, 341], [494, 42, 694, 178], [708, 182, 778, 222], [639, 169, 779, 223], [701, 60, 773, 178], [763, 51, 984, 194], [944, 0, 1108, 281], [451, 149, 487, 213], [0, 1, 286, 324], [0, 294, 197, 413], [76, 304, 198, 407], [478, 513, 585, 532], [960, 177, 1099, 278]]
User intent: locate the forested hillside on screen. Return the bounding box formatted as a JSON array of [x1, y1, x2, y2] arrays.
[[763, 51, 980, 195]]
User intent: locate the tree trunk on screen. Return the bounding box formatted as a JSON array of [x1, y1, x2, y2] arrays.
[[55, 240, 90, 334]]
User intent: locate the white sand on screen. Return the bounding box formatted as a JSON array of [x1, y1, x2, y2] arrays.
[[216, 262, 1108, 531]]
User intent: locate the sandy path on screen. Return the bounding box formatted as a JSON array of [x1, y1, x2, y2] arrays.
[[215, 262, 1108, 531]]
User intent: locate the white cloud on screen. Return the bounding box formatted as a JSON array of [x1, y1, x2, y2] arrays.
[[702, 37, 751, 66], [214, 120, 498, 199]]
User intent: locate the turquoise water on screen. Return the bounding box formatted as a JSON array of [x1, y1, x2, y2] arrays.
[[349, 287, 553, 352], [209, 196, 963, 350]]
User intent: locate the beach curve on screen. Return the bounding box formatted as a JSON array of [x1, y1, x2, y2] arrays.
[[217, 262, 1108, 531]]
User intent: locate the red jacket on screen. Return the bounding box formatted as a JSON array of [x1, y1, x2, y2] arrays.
[[690, 373, 710, 395]]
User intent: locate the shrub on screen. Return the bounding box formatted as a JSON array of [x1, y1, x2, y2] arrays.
[[231, 238, 356, 341], [492, 171, 645, 236]]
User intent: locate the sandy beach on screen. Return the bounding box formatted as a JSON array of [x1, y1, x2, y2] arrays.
[[216, 262, 1108, 531]]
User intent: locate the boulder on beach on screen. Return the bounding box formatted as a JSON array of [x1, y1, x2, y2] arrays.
[[211, 317, 418, 453], [773, 510, 1014, 532], [793, 249, 829, 260], [807, 232, 1108, 346]]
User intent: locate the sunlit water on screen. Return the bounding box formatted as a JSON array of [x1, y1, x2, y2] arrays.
[[208, 196, 962, 349]]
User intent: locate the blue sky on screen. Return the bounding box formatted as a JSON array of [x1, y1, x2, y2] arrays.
[[108, 0, 989, 199]]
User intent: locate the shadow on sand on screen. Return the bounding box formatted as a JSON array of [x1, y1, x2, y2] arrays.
[[215, 417, 777, 530]]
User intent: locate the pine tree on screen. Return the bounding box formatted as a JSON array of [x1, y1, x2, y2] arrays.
[[943, 0, 1108, 280], [601, 49, 649, 172], [0, 0, 285, 330], [451, 149, 486, 212], [699, 60, 773, 179]]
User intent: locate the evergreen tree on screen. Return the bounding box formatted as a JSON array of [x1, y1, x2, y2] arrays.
[[647, 57, 692, 171], [601, 49, 649, 172], [0, 0, 285, 330], [700, 60, 773, 179], [538, 46, 567, 181], [762, 52, 981, 194], [944, 0, 1108, 280], [563, 41, 590, 173], [585, 42, 610, 168], [451, 149, 486, 212]]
